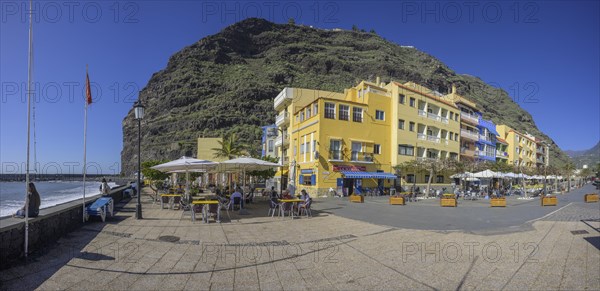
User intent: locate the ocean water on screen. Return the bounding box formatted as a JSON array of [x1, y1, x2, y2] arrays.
[[0, 181, 117, 218]]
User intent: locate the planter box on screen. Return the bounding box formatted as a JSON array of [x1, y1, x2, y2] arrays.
[[440, 197, 457, 207], [541, 196, 557, 206], [349, 195, 364, 203], [389, 196, 405, 205], [490, 197, 506, 207], [584, 194, 599, 203]]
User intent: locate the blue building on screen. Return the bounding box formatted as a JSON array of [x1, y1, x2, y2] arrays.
[[260, 125, 278, 158], [476, 118, 498, 162]]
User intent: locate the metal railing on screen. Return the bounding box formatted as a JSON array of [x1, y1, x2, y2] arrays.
[[460, 112, 479, 124], [275, 111, 289, 126], [351, 152, 374, 162], [460, 129, 479, 140]]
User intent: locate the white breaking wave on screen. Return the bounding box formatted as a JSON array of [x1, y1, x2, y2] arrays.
[[0, 181, 117, 218]]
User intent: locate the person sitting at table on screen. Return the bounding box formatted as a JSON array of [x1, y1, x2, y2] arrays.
[[281, 190, 292, 200], [295, 189, 310, 214], [230, 187, 243, 209]]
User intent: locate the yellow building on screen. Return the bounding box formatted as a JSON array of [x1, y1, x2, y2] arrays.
[[196, 138, 227, 162], [273, 80, 461, 196], [384, 81, 461, 186], [496, 125, 541, 168]]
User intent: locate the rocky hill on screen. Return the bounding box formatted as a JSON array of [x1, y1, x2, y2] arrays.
[[566, 141, 600, 168], [121, 18, 571, 174]]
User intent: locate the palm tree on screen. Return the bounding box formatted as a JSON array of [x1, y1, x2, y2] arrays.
[[212, 133, 246, 159], [212, 133, 246, 190], [563, 162, 576, 192]]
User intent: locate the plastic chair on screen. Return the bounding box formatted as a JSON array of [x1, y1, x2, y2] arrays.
[[180, 200, 193, 221], [160, 195, 170, 209], [231, 197, 241, 210], [172, 196, 182, 210], [268, 199, 280, 217], [205, 203, 221, 223], [298, 198, 312, 217]]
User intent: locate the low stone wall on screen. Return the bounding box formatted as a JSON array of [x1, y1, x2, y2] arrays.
[[0, 184, 131, 269]]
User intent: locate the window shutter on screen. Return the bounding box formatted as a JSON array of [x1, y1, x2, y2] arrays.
[[299, 175, 304, 184], [311, 174, 316, 185]]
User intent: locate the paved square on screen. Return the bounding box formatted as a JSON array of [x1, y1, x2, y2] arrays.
[[1, 186, 599, 290]]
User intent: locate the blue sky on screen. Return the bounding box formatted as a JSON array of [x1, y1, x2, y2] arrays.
[[1, 0, 599, 174]]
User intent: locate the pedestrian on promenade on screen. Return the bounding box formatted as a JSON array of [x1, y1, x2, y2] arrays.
[[14, 182, 41, 218]]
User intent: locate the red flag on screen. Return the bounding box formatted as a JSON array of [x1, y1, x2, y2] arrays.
[[85, 72, 92, 105]]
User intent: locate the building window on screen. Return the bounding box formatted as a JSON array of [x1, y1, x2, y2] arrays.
[[325, 102, 335, 119], [339, 104, 349, 121], [409, 98, 415, 107], [436, 175, 444, 183], [300, 111, 305, 122], [306, 140, 311, 154], [450, 112, 454, 120], [409, 122, 415, 132], [425, 175, 430, 183], [399, 119, 405, 130], [449, 132, 453, 140], [353, 107, 363, 122], [268, 140, 274, 152], [306, 107, 311, 118], [374, 144, 381, 154], [406, 174, 415, 183], [449, 152, 458, 160], [375, 110, 385, 121], [398, 145, 414, 156], [399, 94, 405, 104], [313, 103, 318, 115], [454, 133, 458, 141], [300, 142, 305, 154], [351, 142, 363, 161], [330, 140, 342, 160]]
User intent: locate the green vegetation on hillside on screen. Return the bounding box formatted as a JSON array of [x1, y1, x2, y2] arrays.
[[121, 18, 571, 174]]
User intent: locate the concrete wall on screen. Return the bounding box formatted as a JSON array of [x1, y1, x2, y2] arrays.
[[0, 184, 131, 269]]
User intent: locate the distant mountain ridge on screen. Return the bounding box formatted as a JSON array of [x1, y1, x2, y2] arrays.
[[120, 18, 571, 174], [566, 141, 600, 168]]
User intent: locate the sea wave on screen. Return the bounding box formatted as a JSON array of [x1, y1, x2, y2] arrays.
[[0, 182, 117, 218]]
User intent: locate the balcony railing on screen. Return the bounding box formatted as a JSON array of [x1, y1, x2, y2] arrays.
[[536, 147, 545, 154], [275, 111, 289, 126], [274, 88, 292, 110], [440, 138, 449, 145], [416, 157, 437, 162], [365, 87, 391, 96], [351, 152, 374, 162], [417, 133, 440, 143], [441, 116, 449, 124], [329, 150, 342, 161], [496, 150, 508, 158], [460, 148, 476, 156], [427, 135, 440, 143], [536, 157, 545, 164], [427, 112, 441, 122], [479, 135, 492, 143], [460, 129, 479, 141], [418, 109, 427, 117], [274, 134, 289, 147], [460, 112, 479, 124]]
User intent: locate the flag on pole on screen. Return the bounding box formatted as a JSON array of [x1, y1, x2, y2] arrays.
[[82, 66, 91, 222], [85, 72, 92, 105]]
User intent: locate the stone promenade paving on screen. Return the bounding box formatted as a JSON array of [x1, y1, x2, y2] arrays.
[[1, 186, 599, 290]]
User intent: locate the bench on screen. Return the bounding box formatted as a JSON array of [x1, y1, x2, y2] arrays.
[[85, 197, 114, 222]]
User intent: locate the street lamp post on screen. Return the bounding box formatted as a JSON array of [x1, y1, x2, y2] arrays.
[[134, 99, 145, 219]]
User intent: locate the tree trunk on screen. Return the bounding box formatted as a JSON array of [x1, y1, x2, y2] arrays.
[[426, 169, 433, 198]]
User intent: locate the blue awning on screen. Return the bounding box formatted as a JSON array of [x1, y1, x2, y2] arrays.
[[340, 171, 397, 179]]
